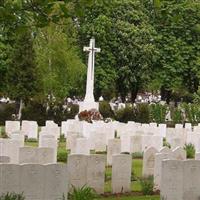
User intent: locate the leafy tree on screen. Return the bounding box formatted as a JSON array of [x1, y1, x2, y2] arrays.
[[79, 0, 157, 102], [145, 0, 200, 102], [34, 21, 86, 99], [6, 29, 38, 118]]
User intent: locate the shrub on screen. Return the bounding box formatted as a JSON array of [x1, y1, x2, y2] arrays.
[[99, 101, 114, 119], [149, 104, 167, 124], [140, 176, 154, 195], [170, 107, 183, 124], [135, 103, 150, 123], [68, 185, 98, 200], [114, 105, 135, 123], [163, 138, 171, 149], [0, 193, 25, 200], [184, 143, 195, 159], [0, 103, 17, 126], [57, 149, 68, 163], [21, 100, 46, 126], [59, 134, 66, 143]]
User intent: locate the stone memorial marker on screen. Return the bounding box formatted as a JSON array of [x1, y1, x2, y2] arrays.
[[161, 160, 183, 200], [0, 156, 10, 163], [75, 138, 90, 155], [5, 121, 20, 136], [68, 154, 88, 189], [0, 164, 20, 194], [79, 38, 101, 112], [112, 154, 132, 193], [44, 164, 68, 200], [20, 164, 44, 200], [87, 155, 106, 194], [107, 139, 121, 165], [183, 160, 200, 200], [142, 147, 158, 177], [172, 147, 186, 160], [130, 135, 142, 153], [154, 152, 172, 190]]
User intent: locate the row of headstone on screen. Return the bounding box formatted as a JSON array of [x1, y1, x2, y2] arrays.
[[161, 160, 200, 200], [0, 164, 68, 200], [68, 154, 132, 194]]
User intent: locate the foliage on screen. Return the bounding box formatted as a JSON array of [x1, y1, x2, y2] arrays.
[[0, 103, 16, 126], [0, 193, 25, 200], [115, 105, 135, 123], [79, 0, 157, 102], [163, 138, 171, 149], [35, 22, 86, 98], [145, 0, 200, 102], [170, 107, 183, 124], [181, 103, 200, 124], [184, 143, 195, 159], [78, 109, 103, 123], [149, 104, 167, 123], [193, 86, 200, 104], [22, 99, 79, 126], [6, 30, 38, 102], [99, 101, 114, 119], [57, 148, 68, 163], [68, 185, 98, 200], [135, 104, 150, 123], [140, 176, 154, 195]]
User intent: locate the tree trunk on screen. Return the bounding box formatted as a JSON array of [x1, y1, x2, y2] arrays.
[[18, 99, 23, 120], [131, 85, 139, 103]]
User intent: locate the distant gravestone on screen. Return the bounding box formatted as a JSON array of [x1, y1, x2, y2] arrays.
[[130, 135, 142, 153], [67, 133, 78, 154], [94, 131, 107, 152], [120, 132, 130, 153], [21, 121, 38, 139], [39, 137, 57, 162], [75, 138, 90, 155], [142, 147, 158, 177], [172, 147, 186, 160], [5, 121, 20, 136], [107, 139, 121, 165], [112, 154, 132, 193], [87, 155, 106, 194], [160, 147, 171, 154]]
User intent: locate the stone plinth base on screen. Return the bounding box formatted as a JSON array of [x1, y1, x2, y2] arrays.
[[79, 101, 99, 112]]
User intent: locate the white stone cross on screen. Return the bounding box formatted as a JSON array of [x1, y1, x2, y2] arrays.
[[83, 38, 101, 103]]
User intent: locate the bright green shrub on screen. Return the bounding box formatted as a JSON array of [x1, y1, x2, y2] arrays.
[[0, 193, 25, 200], [184, 143, 195, 159], [135, 103, 150, 123], [114, 105, 135, 123], [99, 101, 114, 119], [149, 104, 167, 123], [68, 185, 98, 200], [140, 176, 154, 195]]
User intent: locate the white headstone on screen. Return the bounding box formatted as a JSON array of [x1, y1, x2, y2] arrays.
[[112, 154, 132, 193]]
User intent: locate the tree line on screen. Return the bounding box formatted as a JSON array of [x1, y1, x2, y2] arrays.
[[0, 0, 200, 106]]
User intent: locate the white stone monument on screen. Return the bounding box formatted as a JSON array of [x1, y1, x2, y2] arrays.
[[79, 38, 101, 112]]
